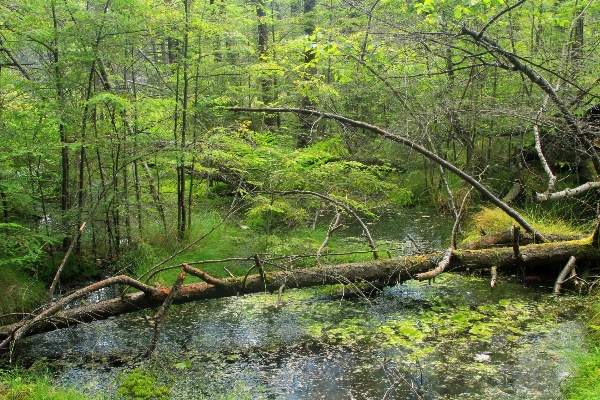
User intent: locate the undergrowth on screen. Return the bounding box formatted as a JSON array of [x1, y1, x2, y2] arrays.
[[562, 297, 600, 399], [0, 269, 45, 324], [133, 210, 375, 286], [0, 366, 94, 400], [462, 206, 589, 243]]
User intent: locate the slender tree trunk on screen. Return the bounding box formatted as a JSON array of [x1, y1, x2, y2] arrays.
[[298, 0, 317, 148], [52, 3, 71, 252], [256, 0, 277, 127]]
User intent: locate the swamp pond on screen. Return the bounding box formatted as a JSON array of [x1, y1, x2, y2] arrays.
[[8, 211, 587, 399]]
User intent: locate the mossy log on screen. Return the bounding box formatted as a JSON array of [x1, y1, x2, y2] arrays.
[[1, 236, 598, 344], [462, 228, 585, 250]]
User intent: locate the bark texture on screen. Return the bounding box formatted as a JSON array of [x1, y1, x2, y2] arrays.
[[1, 236, 598, 344]]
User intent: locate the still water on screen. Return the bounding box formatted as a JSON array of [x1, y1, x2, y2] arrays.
[[12, 211, 585, 399]]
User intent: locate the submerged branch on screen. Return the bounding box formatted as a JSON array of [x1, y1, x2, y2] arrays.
[[416, 247, 452, 280]]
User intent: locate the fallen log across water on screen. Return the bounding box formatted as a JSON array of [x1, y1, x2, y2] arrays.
[[1, 235, 598, 346], [462, 227, 585, 250]]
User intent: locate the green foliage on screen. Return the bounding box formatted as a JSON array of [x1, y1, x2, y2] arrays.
[[246, 195, 309, 231], [117, 369, 169, 400], [0, 267, 45, 322], [562, 298, 600, 399], [0, 223, 55, 269], [0, 367, 93, 400], [563, 345, 600, 399]]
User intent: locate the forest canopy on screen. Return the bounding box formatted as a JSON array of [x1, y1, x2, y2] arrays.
[[0, 0, 599, 281]]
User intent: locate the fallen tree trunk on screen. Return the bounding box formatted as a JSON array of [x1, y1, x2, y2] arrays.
[[462, 228, 585, 250], [1, 236, 598, 344]]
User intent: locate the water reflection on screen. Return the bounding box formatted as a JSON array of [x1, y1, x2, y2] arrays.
[[9, 210, 582, 398]]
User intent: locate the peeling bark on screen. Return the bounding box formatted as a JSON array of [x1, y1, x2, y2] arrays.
[[416, 248, 452, 280]]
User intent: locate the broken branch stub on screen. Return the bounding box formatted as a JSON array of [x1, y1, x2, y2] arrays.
[[553, 256, 576, 296]]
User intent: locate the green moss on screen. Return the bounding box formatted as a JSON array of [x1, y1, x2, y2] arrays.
[[462, 206, 588, 243], [117, 368, 170, 400]]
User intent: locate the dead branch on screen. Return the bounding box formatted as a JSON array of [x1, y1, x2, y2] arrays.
[[147, 269, 187, 356], [2, 236, 599, 345], [535, 182, 600, 202], [490, 266, 498, 289], [407, 234, 424, 253], [460, 27, 600, 173], [48, 222, 86, 303], [512, 226, 521, 259], [182, 264, 223, 286], [317, 211, 343, 260], [554, 256, 577, 296], [416, 247, 453, 281], [275, 283, 286, 308], [0, 275, 156, 350], [533, 121, 557, 193], [451, 188, 472, 250]]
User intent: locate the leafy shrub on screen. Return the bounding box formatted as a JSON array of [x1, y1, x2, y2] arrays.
[[246, 196, 309, 232]]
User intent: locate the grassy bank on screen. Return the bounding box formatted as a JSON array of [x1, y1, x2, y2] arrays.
[[0, 367, 94, 400], [131, 210, 377, 286], [562, 299, 600, 399]]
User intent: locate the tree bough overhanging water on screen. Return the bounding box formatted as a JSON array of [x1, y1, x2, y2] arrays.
[[2, 229, 598, 348]]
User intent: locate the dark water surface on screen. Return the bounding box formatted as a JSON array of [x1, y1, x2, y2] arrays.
[[10, 210, 585, 399]]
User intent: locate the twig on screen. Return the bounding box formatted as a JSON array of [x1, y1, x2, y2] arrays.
[[477, 0, 527, 39], [407, 234, 424, 254], [416, 247, 452, 280], [317, 211, 343, 261], [273, 190, 378, 259], [554, 256, 576, 296], [146, 269, 187, 357], [451, 187, 473, 249]]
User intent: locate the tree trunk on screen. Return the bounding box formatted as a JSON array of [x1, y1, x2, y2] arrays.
[[297, 0, 317, 148], [1, 235, 597, 344]]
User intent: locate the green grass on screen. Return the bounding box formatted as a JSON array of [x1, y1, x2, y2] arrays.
[[0, 367, 95, 400], [562, 298, 600, 399], [0, 268, 45, 324], [131, 210, 376, 286]]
